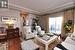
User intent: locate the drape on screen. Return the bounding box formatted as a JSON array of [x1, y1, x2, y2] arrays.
[[45, 16, 49, 33], [61, 9, 74, 34], [39, 16, 49, 33]]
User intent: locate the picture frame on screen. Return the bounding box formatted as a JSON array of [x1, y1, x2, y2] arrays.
[[1, 16, 9, 22], [11, 17, 17, 22]]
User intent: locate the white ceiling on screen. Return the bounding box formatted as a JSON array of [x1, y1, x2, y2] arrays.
[[9, 0, 75, 15]]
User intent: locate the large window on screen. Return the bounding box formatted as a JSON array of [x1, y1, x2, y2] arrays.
[[49, 16, 63, 34]]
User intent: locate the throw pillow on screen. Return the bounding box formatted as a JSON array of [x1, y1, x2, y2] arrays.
[[70, 33, 75, 41]]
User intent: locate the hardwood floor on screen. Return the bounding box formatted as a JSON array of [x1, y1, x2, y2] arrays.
[[7, 38, 60, 50], [8, 38, 21, 50]]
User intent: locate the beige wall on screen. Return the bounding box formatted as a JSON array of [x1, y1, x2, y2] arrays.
[[74, 9, 75, 33], [0, 9, 21, 29]]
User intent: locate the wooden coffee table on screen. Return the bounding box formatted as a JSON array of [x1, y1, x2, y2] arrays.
[[35, 35, 58, 50]]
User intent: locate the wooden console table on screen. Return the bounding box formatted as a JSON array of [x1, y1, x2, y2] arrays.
[[6, 28, 19, 39]]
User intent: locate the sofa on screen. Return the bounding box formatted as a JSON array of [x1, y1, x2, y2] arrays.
[[54, 33, 75, 50]]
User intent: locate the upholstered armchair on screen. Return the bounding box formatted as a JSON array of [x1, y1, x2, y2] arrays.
[[23, 26, 34, 40]]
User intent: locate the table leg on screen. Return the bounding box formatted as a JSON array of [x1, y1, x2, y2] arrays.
[[45, 45, 48, 50]]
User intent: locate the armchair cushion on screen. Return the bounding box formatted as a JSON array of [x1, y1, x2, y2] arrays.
[[25, 32, 34, 40], [23, 26, 34, 40]]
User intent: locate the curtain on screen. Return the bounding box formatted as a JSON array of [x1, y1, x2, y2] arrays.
[[45, 16, 49, 33], [74, 9, 75, 33], [61, 9, 74, 34], [39, 16, 49, 33]]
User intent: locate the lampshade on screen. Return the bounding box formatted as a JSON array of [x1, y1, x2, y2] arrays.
[[5, 19, 14, 25]]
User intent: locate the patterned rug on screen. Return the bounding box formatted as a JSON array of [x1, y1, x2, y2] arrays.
[[0, 42, 8, 50]]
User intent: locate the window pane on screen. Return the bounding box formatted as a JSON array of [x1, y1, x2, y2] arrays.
[[56, 17, 63, 33], [49, 16, 63, 34], [49, 18, 56, 33]]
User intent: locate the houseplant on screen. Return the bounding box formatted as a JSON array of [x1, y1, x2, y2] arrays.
[[61, 20, 73, 41], [64, 20, 72, 33], [32, 16, 39, 31]]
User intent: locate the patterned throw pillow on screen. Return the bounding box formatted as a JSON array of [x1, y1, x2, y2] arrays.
[[70, 33, 75, 41]]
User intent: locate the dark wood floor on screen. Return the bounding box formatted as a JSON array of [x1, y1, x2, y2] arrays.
[[8, 38, 21, 50], [7, 38, 60, 50]]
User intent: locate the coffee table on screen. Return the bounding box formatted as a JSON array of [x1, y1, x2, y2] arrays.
[[35, 35, 58, 50]]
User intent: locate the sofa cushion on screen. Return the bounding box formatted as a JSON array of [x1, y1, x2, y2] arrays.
[[64, 37, 75, 45], [70, 33, 75, 41], [61, 42, 75, 50]]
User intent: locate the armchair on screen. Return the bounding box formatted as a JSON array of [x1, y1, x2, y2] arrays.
[[23, 26, 34, 40]]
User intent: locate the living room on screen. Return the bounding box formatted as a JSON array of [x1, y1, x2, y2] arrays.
[[0, 0, 75, 50]]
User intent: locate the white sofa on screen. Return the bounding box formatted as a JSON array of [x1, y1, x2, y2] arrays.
[[61, 37, 75, 50], [54, 33, 75, 50]]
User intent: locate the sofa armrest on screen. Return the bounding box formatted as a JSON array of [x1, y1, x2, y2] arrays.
[[61, 42, 75, 50], [64, 37, 75, 45]]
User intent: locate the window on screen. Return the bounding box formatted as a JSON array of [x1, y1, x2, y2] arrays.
[[0, 0, 8, 8], [49, 16, 63, 34]]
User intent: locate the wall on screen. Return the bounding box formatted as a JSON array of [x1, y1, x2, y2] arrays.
[[28, 14, 37, 26], [0, 9, 21, 30], [49, 12, 64, 17], [74, 9, 75, 32], [0, 9, 38, 32]]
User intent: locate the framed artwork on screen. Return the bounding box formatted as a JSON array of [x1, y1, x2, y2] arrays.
[[1, 16, 9, 21], [11, 18, 17, 22]]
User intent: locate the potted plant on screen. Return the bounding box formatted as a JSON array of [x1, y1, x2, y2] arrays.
[[34, 16, 39, 25], [62, 20, 73, 40], [64, 20, 72, 33], [32, 17, 39, 31]]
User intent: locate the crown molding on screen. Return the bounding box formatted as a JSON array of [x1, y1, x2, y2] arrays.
[[40, 2, 74, 15], [9, 3, 41, 15], [8, 1, 74, 15]]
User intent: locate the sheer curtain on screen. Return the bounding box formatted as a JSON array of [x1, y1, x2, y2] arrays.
[[49, 16, 63, 34], [49, 17, 56, 33]]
